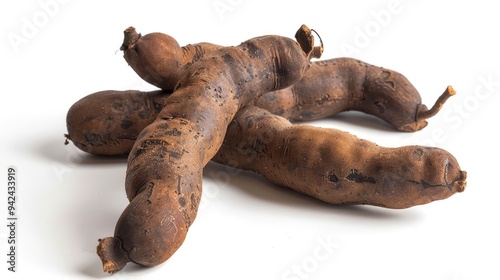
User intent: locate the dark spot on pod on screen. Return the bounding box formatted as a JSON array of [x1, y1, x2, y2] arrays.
[[157, 122, 169, 130], [165, 128, 182, 136], [169, 151, 182, 159], [413, 148, 424, 157], [84, 133, 104, 146], [112, 102, 125, 112], [135, 148, 145, 157], [190, 193, 198, 210], [346, 169, 376, 184], [327, 172, 339, 183], [152, 101, 164, 112], [138, 108, 149, 119], [222, 53, 235, 64], [244, 42, 264, 59], [140, 139, 170, 147], [192, 45, 204, 62], [246, 119, 254, 129], [299, 111, 316, 119], [121, 120, 134, 130], [178, 197, 186, 207]]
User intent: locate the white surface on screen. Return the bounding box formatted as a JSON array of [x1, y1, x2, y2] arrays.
[[1, 1, 499, 279]]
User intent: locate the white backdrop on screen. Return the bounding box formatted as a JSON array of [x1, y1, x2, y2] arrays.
[[1, 1, 499, 279]]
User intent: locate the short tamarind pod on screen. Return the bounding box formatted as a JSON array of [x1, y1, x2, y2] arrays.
[[64, 90, 170, 155], [212, 106, 467, 209], [121, 26, 223, 91], [96, 25, 318, 273], [255, 58, 454, 132]]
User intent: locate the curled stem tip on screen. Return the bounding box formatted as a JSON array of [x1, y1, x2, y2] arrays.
[[417, 85, 456, 121], [310, 29, 324, 59], [295, 24, 323, 60]]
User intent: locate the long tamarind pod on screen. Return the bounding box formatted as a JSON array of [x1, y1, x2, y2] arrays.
[[212, 106, 467, 209], [96, 25, 318, 273]]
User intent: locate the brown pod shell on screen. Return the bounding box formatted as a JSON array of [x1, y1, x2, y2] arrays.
[[121, 27, 222, 91], [65, 90, 169, 155], [213, 106, 467, 209]]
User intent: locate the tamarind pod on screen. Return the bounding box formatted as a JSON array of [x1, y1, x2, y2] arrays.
[[121, 26, 223, 91], [212, 106, 467, 209], [255, 58, 455, 132], [96, 25, 317, 273], [65, 90, 169, 155]]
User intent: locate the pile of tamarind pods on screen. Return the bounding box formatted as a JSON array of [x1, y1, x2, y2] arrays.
[[64, 24, 466, 273]]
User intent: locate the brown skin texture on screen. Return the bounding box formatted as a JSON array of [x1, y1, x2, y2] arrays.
[[65, 90, 170, 155], [120, 27, 453, 132], [256, 58, 455, 132], [212, 106, 467, 209], [121, 26, 322, 92], [96, 26, 315, 273], [120, 26, 223, 91]]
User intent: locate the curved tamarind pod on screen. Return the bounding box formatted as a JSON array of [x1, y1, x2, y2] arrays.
[[255, 58, 455, 132], [96, 25, 317, 273], [212, 106, 467, 209]]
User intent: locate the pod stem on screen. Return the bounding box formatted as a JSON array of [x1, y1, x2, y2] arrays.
[[120, 26, 141, 51], [295, 24, 324, 60], [310, 29, 324, 59], [97, 237, 130, 274], [417, 85, 456, 121]]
